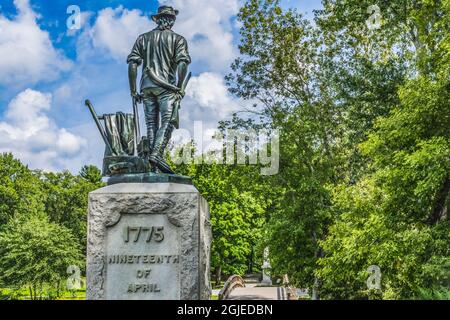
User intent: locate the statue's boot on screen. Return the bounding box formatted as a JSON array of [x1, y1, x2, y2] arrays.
[[149, 125, 175, 174], [148, 155, 174, 174]]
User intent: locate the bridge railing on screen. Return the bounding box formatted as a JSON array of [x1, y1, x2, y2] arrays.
[[283, 274, 299, 300], [218, 275, 246, 300]]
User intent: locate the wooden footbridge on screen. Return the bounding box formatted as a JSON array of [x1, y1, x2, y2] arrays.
[[218, 275, 298, 300]]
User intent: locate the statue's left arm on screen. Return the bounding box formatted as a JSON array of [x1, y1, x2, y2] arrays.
[[175, 37, 191, 95]]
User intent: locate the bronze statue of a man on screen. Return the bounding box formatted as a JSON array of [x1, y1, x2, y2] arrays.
[[127, 5, 191, 174]]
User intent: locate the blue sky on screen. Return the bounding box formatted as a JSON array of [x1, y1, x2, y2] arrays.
[[0, 0, 323, 172]]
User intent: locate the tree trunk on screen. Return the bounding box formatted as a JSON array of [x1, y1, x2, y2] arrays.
[[56, 279, 61, 298], [311, 232, 323, 300], [215, 266, 222, 286], [29, 286, 33, 300], [427, 178, 449, 225], [39, 282, 43, 300], [247, 247, 254, 274]]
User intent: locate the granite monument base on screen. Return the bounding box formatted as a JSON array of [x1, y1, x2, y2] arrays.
[[107, 173, 193, 186], [87, 183, 211, 300]]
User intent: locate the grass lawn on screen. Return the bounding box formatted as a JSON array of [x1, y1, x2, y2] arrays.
[[2, 281, 223, 300], [0, 287, 86, 300]]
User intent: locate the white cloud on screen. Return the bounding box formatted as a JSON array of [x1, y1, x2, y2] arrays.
[[86, 1, 239, 71], [90, 6, 153, 61], [0, 0, 72, 86], [159, 0, 239, 72], [172, 72, 249, 154], [0, 89, 87, 171], [186, 72, 241, 119], [68, 4, 244, 139], [0, 2, 249, 173], [0, 2, 253, 174]]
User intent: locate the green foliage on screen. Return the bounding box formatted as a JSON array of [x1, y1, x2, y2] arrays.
[[173, 153, 274, 277], [40, 169, 104, 251], [317, 0, 450, 299], [318, 77, 449, 299], [227, 0, 336, 289], [416, 286, 450, 300], [0, 0, 448, 301], [0, 215, 83, 300], [0, 153, 103, 299], [79, 165, 103, 185], [228, 0, 449, 299], [0, 153, 44, 225]]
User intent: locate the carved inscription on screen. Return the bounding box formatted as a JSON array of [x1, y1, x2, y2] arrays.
[[105, 214, 180, 300], [123, 226, 165, 243]]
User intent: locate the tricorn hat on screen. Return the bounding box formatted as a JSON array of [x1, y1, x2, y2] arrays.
[[151, 5, 179, 22]]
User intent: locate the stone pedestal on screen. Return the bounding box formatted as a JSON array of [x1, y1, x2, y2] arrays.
[[86, 183, 212, 300], [261, 269, 272, 286]]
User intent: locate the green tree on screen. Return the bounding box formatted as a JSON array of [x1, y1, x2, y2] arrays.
[[79, 165, 103, 185], [317, 0, 450, 299], [227, 0, 449, 299], [41, 168, 104, 251], [0, 153, 44, 226], [227, 0, 345, 294], [0, 215, 83, 300], [171, 144, 274, 284], [318, 77, 449, 299]]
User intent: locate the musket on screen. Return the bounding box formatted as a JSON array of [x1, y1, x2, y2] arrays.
[[132, 96, 142, 157], [85, 99, 114, 155], [145, 40, 183, 94], [145, 67, 191, 129], [144, 39, 191, 128], [171, 72, 191, 128], [146, 68, 181, 93], [179, 71, 192, 98]]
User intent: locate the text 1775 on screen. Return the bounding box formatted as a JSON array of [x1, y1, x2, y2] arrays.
[[123, 226, 165, 243]]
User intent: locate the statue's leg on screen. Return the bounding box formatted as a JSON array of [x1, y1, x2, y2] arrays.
[[142, 89, 159, 155], [151, 89, 176, 159]]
